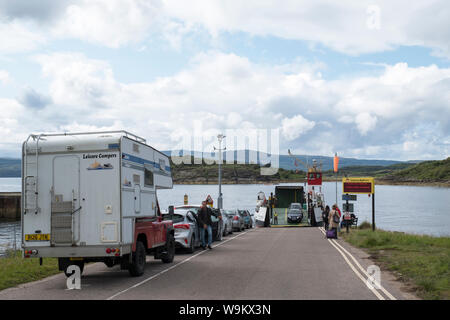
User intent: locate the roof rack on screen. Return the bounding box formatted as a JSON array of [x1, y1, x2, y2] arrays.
[[27, 130, 146, 144]]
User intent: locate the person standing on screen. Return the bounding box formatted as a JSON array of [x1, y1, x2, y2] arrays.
[[328, 204, 340, 239], [198, 201, 213, 249], [322, 205, 330, 230]]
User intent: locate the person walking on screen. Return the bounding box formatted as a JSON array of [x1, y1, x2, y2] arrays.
[[198, 200, 213, 249], [335, 205, 342, 232], [328, 204, 340, 239], [274, 211, 278, 225], [322, 205, 330, 230]]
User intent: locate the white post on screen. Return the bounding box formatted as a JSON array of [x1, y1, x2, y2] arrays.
[[215, 134, 226, 209]]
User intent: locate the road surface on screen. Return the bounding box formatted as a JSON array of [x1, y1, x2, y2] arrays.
[[0, 227, 412, 300]]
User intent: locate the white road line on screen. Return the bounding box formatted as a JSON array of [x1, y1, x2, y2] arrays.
[[327, 231, 397, 300], [318, 227, 386, 300], [106, 229, 253, 300]]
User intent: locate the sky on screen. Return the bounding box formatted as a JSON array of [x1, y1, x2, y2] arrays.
[[0, 0, 449, 161]]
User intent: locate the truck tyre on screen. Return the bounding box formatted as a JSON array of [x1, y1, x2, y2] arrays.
[[129, 241, 146, 277], [161, 234, 175, 263], [63, 261, 84, 277]]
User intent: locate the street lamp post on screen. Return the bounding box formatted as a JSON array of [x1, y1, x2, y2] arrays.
[[214, 134, 226, 209]]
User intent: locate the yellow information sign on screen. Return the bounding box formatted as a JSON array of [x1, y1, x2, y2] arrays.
[[342, 177, 374, 194]]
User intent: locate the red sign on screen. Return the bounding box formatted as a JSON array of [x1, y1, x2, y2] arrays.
[[343, 182, 372, 193], [205, 195, 213, 204], [307, 172, 322, 185]]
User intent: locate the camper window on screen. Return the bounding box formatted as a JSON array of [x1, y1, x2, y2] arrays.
[[144, 167, 154, 187]]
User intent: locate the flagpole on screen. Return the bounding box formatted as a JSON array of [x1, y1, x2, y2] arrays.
[[334, 153, 339, 205]]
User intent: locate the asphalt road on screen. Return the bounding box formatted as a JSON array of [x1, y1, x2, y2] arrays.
[[0, 227, 411, 300]]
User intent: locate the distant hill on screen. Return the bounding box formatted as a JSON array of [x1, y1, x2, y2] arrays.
[[0, 158, 21, 177], [381, 157, 450, 184], [2, 152, 442, 186], [322, 162, 417, 177], [165, 150, 409, 171]]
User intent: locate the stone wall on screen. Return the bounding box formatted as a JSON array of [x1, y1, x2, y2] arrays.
[[0, 193, 21, 220]]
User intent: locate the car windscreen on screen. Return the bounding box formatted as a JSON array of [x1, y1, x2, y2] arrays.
[[290, 204, 301, 209]]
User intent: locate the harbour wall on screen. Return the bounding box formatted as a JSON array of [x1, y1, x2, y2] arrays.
[[0, 193, 21, 220]]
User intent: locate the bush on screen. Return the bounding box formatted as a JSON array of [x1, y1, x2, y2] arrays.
[[358, 221, 372, 229]]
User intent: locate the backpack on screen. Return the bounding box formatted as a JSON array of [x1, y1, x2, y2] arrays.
[[332, 211, 340, 224]]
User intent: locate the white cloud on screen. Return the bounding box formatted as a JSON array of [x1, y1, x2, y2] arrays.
[[162, 0, 450, 57], [0, 70, 10, 84], [355, 113, 377, 135], [281, 114, 315, 141], [0, 20, 46, 53], [52, 0, 163, 48], [1, 51, 449, 160], [0, 1, 449, 57]]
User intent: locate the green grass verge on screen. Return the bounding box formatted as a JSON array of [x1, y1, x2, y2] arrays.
[[0, 251, 60, 291], [341, 226, 450, 300]]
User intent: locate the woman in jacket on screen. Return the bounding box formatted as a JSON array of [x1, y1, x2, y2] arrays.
[[328, 204, 340, 239]]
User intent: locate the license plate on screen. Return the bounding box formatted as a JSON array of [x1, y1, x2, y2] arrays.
[[25, 234, 50, 241]]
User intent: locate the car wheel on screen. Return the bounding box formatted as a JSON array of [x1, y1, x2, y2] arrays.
[[161, 233, 175, 263], [129, 241, 146, 277], [186, 235, 195, 253]]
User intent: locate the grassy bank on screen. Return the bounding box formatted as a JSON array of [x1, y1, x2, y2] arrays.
[[0, 250, 59, 291], [341, 226, 450, 300]]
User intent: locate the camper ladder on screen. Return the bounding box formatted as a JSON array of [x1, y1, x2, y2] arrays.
[[50, 197, 74, 245], [23, 134, 42, 214]]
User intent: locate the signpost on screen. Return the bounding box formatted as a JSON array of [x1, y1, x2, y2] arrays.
[[342, 177, 375, 231]]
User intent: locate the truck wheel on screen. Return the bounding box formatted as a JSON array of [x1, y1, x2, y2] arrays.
[[64, 261, 84, 277], [129, 241, 146, 277], [161, 234, 175, 263]]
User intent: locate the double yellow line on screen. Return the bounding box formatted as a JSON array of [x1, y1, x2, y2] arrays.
[[318, 227, 396, 300]]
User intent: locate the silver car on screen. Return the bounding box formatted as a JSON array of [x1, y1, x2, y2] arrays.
[[287, 202, 303, 224], [223, 209, 245, 232], [162, 209, 200, 253], [220, 209, 233, 236]]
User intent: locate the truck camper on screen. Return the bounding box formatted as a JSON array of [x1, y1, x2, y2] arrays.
[[21, 131, 175, 277]]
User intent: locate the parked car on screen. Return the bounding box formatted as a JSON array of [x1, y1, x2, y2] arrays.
[[224, 209, 245, 231], [220, 209, 233, 236], [287, 202, 303, 224], [162, 209, 200, 253], [245, 210, 253, 228], [210, 208, 224, 241], [238, 210, 252, 229]]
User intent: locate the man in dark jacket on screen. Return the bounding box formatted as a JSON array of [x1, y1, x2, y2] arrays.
[[198, 201, 213, 249]]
